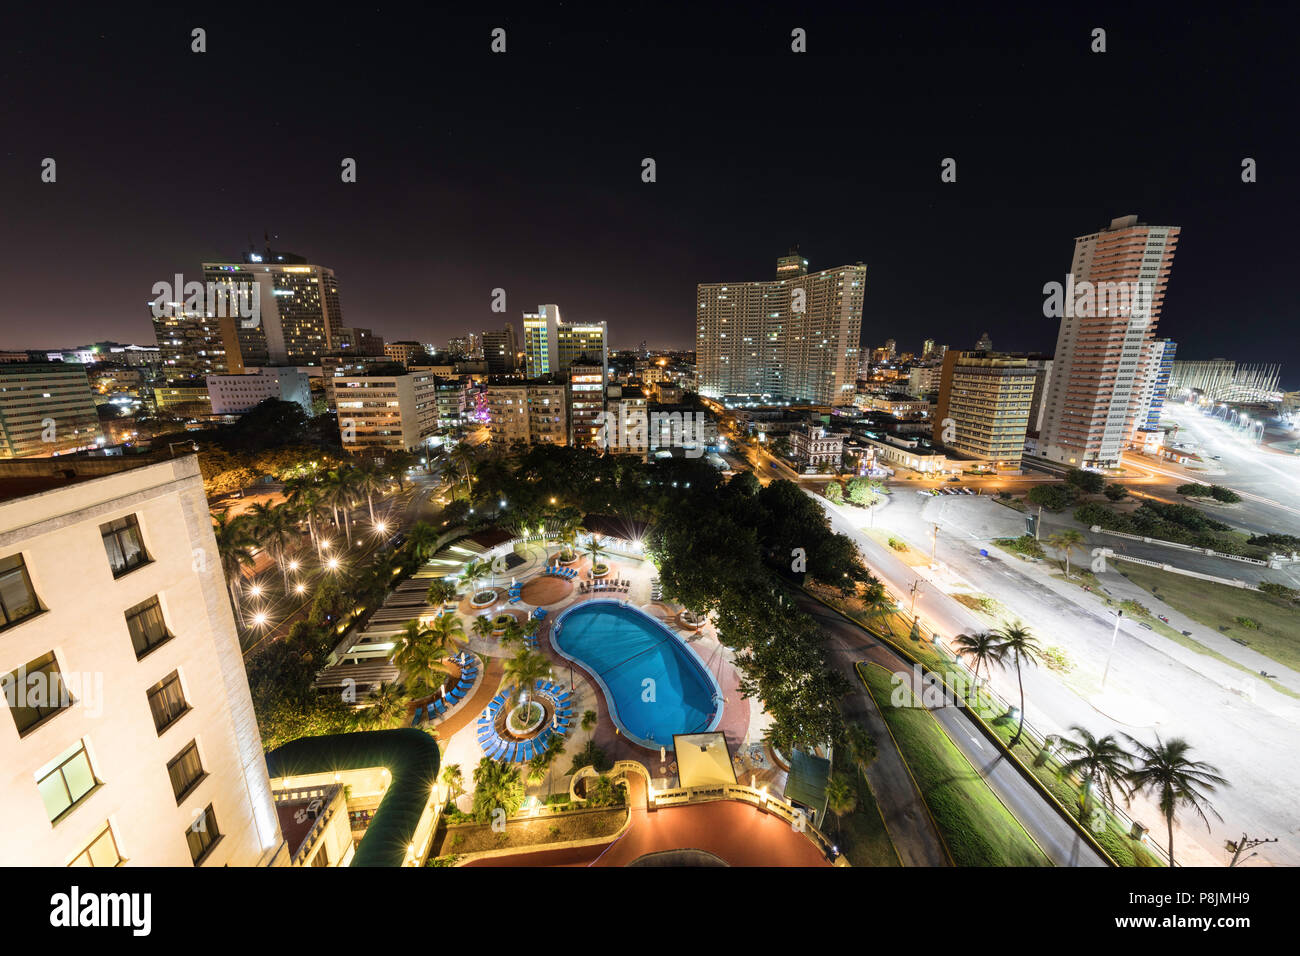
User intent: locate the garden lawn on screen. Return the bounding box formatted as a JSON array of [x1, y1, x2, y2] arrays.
[[859, 662, 1050, 867], [1117, 563, 1300, 673]]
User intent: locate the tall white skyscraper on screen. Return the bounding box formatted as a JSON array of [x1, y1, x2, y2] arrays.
[[696, 252, 864, 405]]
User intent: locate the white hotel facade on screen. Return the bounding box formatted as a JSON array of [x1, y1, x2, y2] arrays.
[[0, 456, 285, 866]]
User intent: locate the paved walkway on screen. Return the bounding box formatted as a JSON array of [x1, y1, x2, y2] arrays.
[[468, 800, 832, 867]]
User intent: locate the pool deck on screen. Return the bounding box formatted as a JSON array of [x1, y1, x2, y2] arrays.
[[433, 545, 786, 815]]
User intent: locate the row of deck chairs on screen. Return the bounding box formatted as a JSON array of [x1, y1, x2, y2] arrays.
[[579, 579, 629, 595], [411, 654, 479, 726], [476, 680, 575, 763], [507, 582, 523, 604], [544, 564, 578, 580]]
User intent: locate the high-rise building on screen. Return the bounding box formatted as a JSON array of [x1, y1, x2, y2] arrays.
[[1137, 339, 1177, 432], [151, 307, 228, 380], [481, 325, 519, 375], [921, 339, 937, 360], [933, 351, 1037, 467], [0, 363, 103, 458], [567, 356, 606, 450], [202, 249, 344, 370], [975, 332, 993, 351], [696, 253, 864, 406], [1038, 215, 1179, 468], [0, 455, 286, 866], [522, 305, 608, 379]]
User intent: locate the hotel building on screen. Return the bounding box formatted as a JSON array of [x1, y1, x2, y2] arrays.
[[0, 455, 285, 866], [696, 252, 864, 406], [522, 305, 608, 379], [1038, 216, 1179, 468], [334, 371, 439, 453]]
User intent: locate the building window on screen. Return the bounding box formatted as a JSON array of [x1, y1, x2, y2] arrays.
[[147, 671, 189, 734], [36, 738, 102, 823], [100, 514, 150, 577], [0, 553, 41, 628], [186, 804, 221, 865], [167, 740, 206, 803], [310, 844, 330, 867], [68, 824, 124, 867], [125, 596, 171, 658], [4, 651, 70, 735]]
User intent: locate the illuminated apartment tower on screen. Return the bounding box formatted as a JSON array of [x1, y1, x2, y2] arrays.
[[1038, 216, 1179, 468], [522, 305, 607, 379], [696, 252, 864, 405], [202, 248, 344, 370], [567, 356, 606, 450]]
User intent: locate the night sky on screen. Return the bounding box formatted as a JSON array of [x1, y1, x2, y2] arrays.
[[3, 5, 1296, 383]]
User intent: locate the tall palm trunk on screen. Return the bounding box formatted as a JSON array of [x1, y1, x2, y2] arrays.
[[1167, 814, 1176, 867], [1011, 654, 1027, 746], [367, 493, 375, 523]]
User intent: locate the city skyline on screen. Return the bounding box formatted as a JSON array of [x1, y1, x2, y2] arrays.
[[1, 7, 1295, 384]]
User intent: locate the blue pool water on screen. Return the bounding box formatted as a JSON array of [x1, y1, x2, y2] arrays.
[[552, 601, 721, 749]]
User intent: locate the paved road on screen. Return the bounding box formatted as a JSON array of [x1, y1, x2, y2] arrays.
[[816, 493, 1300, 866], [795, 592, 1106, 867]]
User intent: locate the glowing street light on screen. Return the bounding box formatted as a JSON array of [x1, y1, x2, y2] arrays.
[[326, 557, 341, 571], [374, 521, 388, 535], [248, 582, 264, 599], [294, 583, 307, 595], [251, 611, 269, 628], [288, 559, 300, 573]]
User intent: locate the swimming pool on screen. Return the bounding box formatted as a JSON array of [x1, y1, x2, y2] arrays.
[[551, 600, 721, 750]]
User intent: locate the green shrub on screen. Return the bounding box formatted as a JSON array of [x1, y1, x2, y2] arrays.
[[1235, 616, 1261, 630], [1065, 468, 1106, 494], [994, 535, 1045, 559], [1258, 581, 1299, 602]]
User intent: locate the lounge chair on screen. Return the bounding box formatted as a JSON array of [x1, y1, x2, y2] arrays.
[[518, 741, 533, 762], [410, 710, 422, 727], [504, 742, 518, 762]]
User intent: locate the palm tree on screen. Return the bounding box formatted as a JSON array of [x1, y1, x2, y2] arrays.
[[952, 631, 1008, 705], [248, 502, 296, 589], [407, 522, 441, 563], [994, 621, 1042, 747], [1056, 725, 1134, 823], [1125, 734, 1227, 867], [353, 463, 386, 524], [425, 610, 467, 658], [351, 681, 409, 730], [449, 442, 477, 495], [825, 773, 857, 837], [471, 613, 494, 642], [284, 477, 326, 557], [502, 648, 552, 716], [471, 758, 525, 823], [863, 586, 897, 636], [460, 558, 489, 594], [1048, 529, 1086, 577], [585, 534, 608, 570], [842, 723, 878, 780], [540, 735, 566, 795], [393, 621, 450, 696], [426, 578, 458, 609], [212, 512, 255, 617], [440, 763, 464, 803], [500, 618, 524, 649]]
